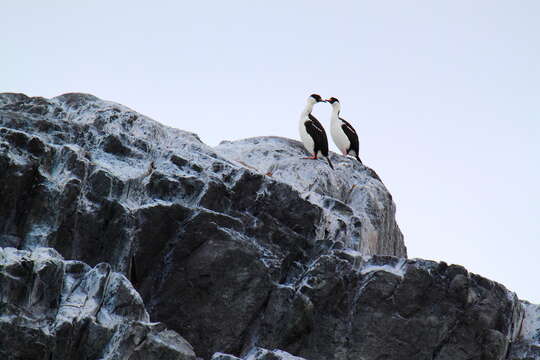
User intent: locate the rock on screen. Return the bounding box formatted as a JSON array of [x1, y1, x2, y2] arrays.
[[509, 301, 540, 359], [1, 92, 538, 360], [216, 137, 406, 256], [212, 348, 307, 360], [212, 354, 243, 360], [0, 93, 405, 358], [0, 247, 196, 360], [252, 254, 525, 360]]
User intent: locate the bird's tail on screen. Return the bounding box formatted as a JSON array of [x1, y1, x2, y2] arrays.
[[355, 154, 363, 165], [326, 156, 335, 170]]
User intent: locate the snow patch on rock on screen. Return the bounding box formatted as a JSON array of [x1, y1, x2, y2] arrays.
[[521, 302, 540, 345], [360, 257, 407, 278]]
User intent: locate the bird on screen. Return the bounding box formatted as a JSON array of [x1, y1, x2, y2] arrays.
[[326, 97, 362, 164], [299, 94, 334, 170]]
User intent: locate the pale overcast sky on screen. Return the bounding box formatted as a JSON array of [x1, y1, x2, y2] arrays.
[[3, 1, 539, 302]]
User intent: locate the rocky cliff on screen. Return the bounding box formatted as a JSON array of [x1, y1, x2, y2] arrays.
[[0, 247, 195, 360], [0, 93, 538, 359]]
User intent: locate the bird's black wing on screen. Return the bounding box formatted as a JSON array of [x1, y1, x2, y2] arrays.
[[306, 113, 329, 156], [340, 117, 359, 154]]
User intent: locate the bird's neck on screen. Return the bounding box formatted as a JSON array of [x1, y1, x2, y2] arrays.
[[330, 106, 341, 121], [301, 102, 315, 117]]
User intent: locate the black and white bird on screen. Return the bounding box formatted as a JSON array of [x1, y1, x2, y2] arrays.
[[326, 97, 362, 164], [299, 94, 334, 170]]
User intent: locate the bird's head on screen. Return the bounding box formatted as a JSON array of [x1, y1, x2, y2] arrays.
[[326, 97, 339, 104], [308, 94, 323, 104], [326, 97, 341, 111]]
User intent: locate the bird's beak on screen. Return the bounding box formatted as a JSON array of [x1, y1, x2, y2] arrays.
[[323, 99, 330, 103]]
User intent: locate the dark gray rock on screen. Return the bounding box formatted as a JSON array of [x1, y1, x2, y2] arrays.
[[0, 247, 195, 360], [249, 253, 528, 360]]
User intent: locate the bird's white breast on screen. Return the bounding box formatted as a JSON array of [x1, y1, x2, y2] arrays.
[[330, 116, 350, 154], [299, 115, 315, 154]]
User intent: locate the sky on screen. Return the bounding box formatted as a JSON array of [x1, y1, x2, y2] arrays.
[[3, 1, 539, 302]]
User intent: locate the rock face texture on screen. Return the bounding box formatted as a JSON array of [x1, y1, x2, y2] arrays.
[[212, 347, 307, 360], [216, 137, 405, 256], [0, 93, 538, 360], [253, 254, 525, 359], [0, 247, 195, 360], [510, 302, 540, 359]]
